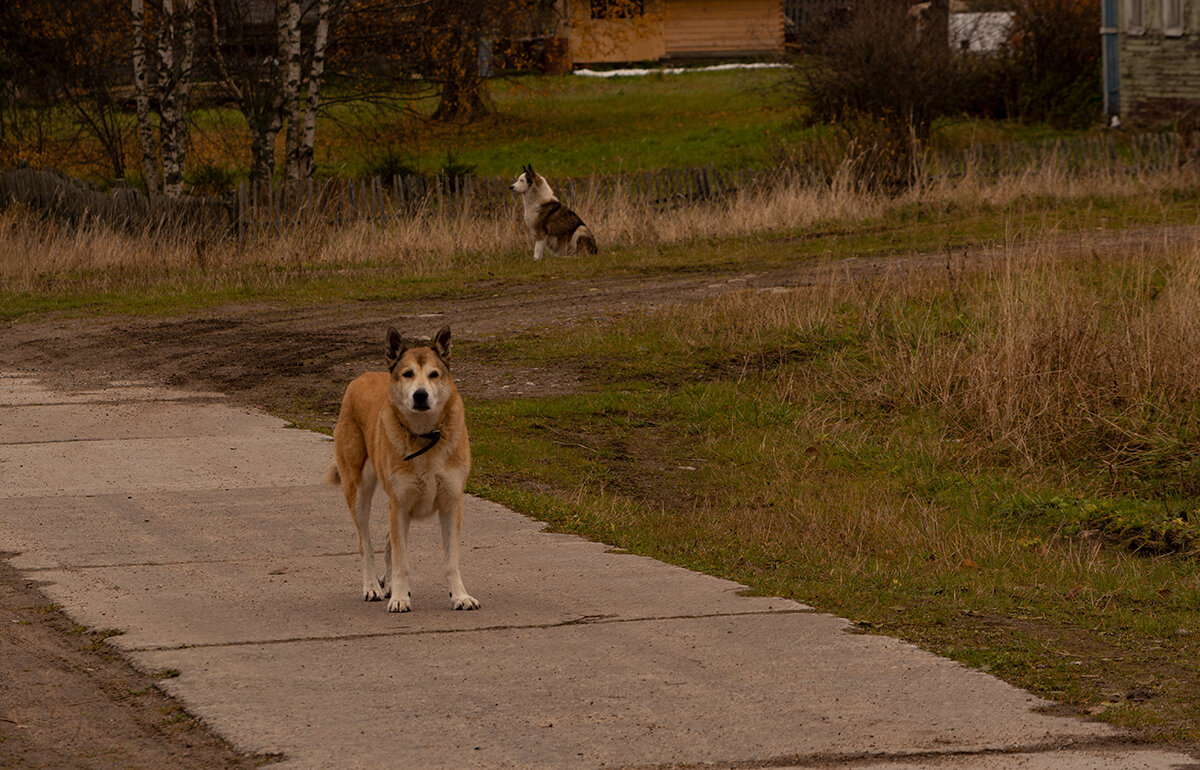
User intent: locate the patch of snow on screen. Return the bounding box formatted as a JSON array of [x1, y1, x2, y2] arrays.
[[574, 62, 791, 78]]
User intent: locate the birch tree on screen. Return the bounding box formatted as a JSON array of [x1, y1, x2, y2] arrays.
[[280, 0, 303, 179], [295, 0, 330, 178], [130, 0, 197, 197], [131, 0, 159, 195], [159, 0, 196, 196], [208, 0, 336, 184]]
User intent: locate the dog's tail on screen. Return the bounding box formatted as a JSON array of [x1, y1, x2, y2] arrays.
[[572, 226, 598, 255], [323, 464, 341, 487]]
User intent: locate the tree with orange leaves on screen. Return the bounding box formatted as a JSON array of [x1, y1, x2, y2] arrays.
[[338, 0, 558, 123], [0, 0, 132, 178]]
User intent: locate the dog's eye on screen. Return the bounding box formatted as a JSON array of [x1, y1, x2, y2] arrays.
[[429, 370, 440, 379], [401, 370, 414, 378]]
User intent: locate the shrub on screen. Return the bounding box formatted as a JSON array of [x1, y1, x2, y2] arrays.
[[797, 0, 968, 190], [360, 149, 421, 187], [1004, 496, 1200, 557], [186, 162, 239, 197], [437, 151, 476, 194], [992, 0, 1103, 128]]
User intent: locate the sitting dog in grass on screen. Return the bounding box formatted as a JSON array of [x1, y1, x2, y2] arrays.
[[509, 164, 598, 260]]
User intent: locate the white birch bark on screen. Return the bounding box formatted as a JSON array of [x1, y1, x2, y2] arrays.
[[163, 0, 196, 197], [252, 0, 291, 184], [281, 0, 303, 180], [131, 0, 161, 197], [298, 0, 331, 179], [157, 0, 183, 196]]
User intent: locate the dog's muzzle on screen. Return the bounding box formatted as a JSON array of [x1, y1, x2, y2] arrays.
[[412, 388, 430, 411]]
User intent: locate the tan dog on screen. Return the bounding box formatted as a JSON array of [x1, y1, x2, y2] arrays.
[[324, 325, 477, 613]]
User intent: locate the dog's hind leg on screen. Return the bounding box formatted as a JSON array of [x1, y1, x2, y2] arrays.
[[439, 501, 479, 610], [572, 227, 598, 255], [348, 463, 384, 601]]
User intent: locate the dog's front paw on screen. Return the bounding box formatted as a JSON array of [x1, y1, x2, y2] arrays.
[[452, 593, 480, 611], [388, 592, 412, 613], [363, 579, 385, 602]]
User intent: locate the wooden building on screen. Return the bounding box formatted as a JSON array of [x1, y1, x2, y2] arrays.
[[1106, 0, 1200, 124], [560, 0, 785, 65]]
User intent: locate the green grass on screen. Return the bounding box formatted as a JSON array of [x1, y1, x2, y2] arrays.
[[6, 67, 804, 186], [183, 68, 802, 185], [12, 64, 1124, 189]]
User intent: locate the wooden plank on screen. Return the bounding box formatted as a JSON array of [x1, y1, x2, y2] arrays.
[[664, 0, 784, 54]]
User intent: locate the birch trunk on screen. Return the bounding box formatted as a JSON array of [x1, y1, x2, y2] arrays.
[[298, 0, 331, 179], [246, 0, 292, 184], [130, 0, 160, 197], [162, 0, 196, 197], [281, 0, 303, 180], [157, 0, 183, 196]]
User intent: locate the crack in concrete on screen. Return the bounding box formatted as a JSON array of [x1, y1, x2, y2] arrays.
[[21, 552, 361, 571], [0, 396, 226, 410], [123, 608, 817, 653], [620, 738, 1200, 769]]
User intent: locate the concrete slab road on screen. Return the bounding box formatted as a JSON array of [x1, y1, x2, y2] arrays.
[[1, 372, 1196, 769]]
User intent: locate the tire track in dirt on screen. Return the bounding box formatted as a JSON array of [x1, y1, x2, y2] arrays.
[[3, 223, 1196, 409]]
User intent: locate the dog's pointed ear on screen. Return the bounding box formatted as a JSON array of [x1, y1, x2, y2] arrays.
[[432, 325, 452, 360], [525, 163, 535, 179], [385, 327, 404, 369]]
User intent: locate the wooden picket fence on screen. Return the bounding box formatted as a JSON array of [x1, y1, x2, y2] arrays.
[[0, 165, 233, 233], [933, 132, 1180, 179], [0, 132, 1184, 237], [230, 166, 759, 237]]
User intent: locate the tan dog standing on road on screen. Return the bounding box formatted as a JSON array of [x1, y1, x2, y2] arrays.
[[324, 325, 478, 613]]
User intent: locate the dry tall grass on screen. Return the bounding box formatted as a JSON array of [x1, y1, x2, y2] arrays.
[[2, 155, 1191, 296], [652, 224, 1200, 494], [890, 243, 1200, 470]]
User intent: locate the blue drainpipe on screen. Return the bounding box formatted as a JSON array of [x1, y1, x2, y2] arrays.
[[1101, 0, 1120, 122]]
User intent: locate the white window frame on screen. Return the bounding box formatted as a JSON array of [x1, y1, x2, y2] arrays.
[[1163, 0, 1184, 36], [1127, 0, 1146, 35]]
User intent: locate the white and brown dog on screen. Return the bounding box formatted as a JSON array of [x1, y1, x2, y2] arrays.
[[324, 325, 477, 613], [510, 164, 598, 260]]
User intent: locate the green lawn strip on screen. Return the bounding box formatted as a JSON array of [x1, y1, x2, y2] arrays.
[[387, 69, 798, 177], [33, 65, 1169, 190], [170, 69, 801, 185]]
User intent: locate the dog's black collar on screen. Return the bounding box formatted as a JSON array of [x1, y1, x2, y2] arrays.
[[403, 429, 442, 461]]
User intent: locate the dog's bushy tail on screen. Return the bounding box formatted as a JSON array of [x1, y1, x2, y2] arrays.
[[573, 226, 598, 255], [323, 464, 341, 487]]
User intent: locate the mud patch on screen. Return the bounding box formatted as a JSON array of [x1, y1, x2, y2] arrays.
[[0, 555, 273, 768]]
